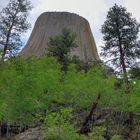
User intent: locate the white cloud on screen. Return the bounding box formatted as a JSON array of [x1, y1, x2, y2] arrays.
[[0, 0, 8, 10], [1, 0, 140, 55], [124, 0, 140, 21]]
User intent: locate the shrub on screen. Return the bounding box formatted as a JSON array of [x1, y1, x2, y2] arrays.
[[42, 108, 86, 140]]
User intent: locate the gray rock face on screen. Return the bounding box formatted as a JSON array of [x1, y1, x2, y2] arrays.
[[20, 12, 99, 62], [15, 127, 42, 140]]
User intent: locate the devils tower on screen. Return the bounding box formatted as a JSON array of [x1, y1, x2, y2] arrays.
[[20, 12, 99, 62]]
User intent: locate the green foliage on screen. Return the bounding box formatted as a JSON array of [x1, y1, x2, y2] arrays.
[[89, 126, 106, 140], [43, 108, 86, 140], [48, 28, 78, 71], [111, 135, 122, 140], [128, 80, 140, 112], [0, 55, 140, 138], [70, 55, 96, 72], [62, 64, 119, 109], [0, 0, 33, 60], [0, 56, 61, 127], [101, 4, 140, 73], [129, 66, 140, 80]]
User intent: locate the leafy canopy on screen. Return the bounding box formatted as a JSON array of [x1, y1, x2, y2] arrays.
[[0, 56, 140, 136], [0, 56, 61, 126]]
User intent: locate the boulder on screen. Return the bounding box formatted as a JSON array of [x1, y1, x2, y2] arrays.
[[15, 127, 42, 140]]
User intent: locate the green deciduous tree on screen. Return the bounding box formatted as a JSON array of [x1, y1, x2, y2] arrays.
[[0, 56, 62, 135], [48, 28, 78, 72], [42, 108, 86, 140], [101, 4, 140, 94], [0, 0, 32, 61], [1, 55, 140, 137]]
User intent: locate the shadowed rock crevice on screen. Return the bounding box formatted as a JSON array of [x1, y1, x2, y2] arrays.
[[20, 12, 99, 62]]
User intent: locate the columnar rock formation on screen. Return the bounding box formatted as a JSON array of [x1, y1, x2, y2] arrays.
[[20, 12, 99, 62]]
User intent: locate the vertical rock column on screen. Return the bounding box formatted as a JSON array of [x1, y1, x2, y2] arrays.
[[20, 12, 99, 62]]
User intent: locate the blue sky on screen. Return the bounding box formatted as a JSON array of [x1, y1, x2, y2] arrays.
[[0, 0, 140, 54]]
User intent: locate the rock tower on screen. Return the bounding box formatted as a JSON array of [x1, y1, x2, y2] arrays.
[[20, 12, 99, 62]]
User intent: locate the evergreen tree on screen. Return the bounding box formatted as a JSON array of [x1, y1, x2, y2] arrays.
[[0, 0, 32, 61], [48, 28, 78, 72], [129, 65, 140, 80], [101, 4, 140, 94]]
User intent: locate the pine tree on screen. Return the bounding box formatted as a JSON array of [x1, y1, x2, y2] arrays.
[[48, 28, 78, 72], [0, 0, 32, 61], [129, 65, 140, 80], [101, 4, 140, 94]]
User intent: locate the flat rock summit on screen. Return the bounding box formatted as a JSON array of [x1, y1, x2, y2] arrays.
[[20, 12, 99, 62]]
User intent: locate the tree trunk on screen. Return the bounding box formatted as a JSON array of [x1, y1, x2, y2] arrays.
[[0, 122, 1, 136], [1, 7, 19, 61], [116, 20, 129, 94], [6, 123, 9, 137], [116, 21, 133, 129], [119, 46, 129, 94], [1, 24, 12, 61], [79, 94, 101, 134]]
